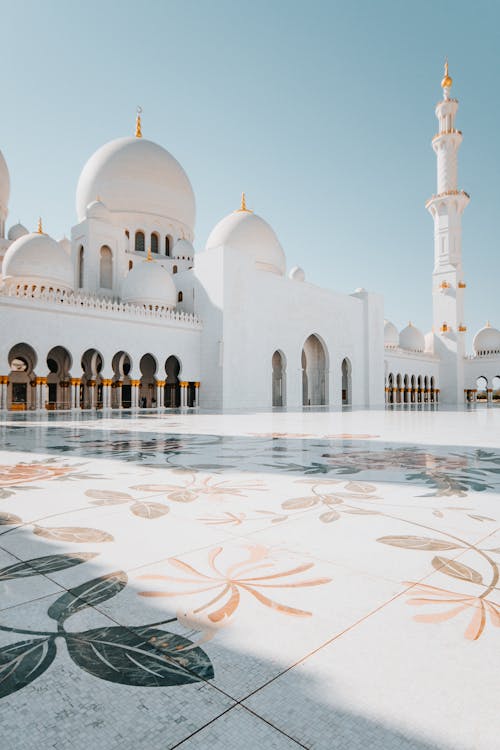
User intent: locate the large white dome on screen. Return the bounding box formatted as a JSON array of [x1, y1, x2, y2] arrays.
[[0, 150, 10, 215], [76, 136, 195, 230], [473, 324, 500, 355], [399, 322, 425, 352], [2, 232, 74, 292], [206, 209, 286, 276], [121, 258, 177, 309], [7, 222, 28, 241], [384, 320, 399, 348]]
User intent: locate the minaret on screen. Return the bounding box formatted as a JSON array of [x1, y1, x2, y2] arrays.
[[425, 62, 469, 403]]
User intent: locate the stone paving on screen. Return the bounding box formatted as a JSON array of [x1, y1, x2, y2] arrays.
[[0, 406, 498, 749]]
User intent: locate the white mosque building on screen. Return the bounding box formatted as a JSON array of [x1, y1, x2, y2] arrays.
[[0, 64, 498, 413]]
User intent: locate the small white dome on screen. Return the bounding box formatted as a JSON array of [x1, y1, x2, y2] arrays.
[[354, 287, 367, 294], [289, 266, 305, 282], [58, 236, 71, 255], [76, 136, 195, 231], [399, 322, 425, 352], [85, 199, 109, 220], [7, 222, 29, 241], [121, 257, 177, 309], [0, 150, 10, 214], [173, 238, 194, 259], [2, 231, 74, 292], [384, 320, 399, 348], [473, 323, 500, 355], [206, 209, 285, 276]]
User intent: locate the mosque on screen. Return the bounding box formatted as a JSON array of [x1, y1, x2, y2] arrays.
[[0, 64, 498, 413]]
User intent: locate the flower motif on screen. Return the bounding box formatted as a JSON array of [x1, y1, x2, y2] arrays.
[[137, 545, 331, 624], [132, 474, 265, 504], [403, 581, 500, 641], [0, 461, 75, 487]]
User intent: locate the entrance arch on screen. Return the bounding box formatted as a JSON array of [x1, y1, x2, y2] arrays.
[[139, 354, 157, 408], [341, 358, 352, 405], [302, 335, 328, 406], [8, 343, 37, 410], [112, 351, 132, 408], [272, 350, 286, 407], [476, 376, 488, 401], [165, 356, 181, 408], [46, 346, 72, 409], [81, 349, 103, 409]]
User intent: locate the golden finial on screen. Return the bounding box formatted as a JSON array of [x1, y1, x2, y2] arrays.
[[146, 246, 152, 262], [37, 217, 43, 234], [441, 59, 452, 89], [135, 106, 143, 138], [235, 192, 253, 213], [486, 320, 491, 328]]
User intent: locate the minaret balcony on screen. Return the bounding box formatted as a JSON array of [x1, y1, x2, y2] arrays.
[[432, 128, 462, 141], [425, 189, 470, 211]]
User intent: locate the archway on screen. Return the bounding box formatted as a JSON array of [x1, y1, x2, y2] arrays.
[[341, 358, 351, 405], [396, 374, 402, 404], [403, 374, 409, 404], [493, 376, 500, 401], [272, 351, 286, 407], [430, 376, 436, 403], [387, 373, 394, 404], [81, 349, 103, 409], [112, 351, 132, 408], [417, 375, 423, 404], [46, 346, 72, 409], [8, 343, 37, 410], [99, 246, 113, 289], [302, 335, 327, 406], [411, 375, 416, 403], [139, 354, 157, 408], [165, 356, 181, 407], [476, 376, 488, 401]]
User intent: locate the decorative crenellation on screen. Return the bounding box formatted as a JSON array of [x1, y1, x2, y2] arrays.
[[0, 285, 203, 329]]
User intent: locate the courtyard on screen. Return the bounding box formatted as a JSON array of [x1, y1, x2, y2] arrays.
[[0, 406, 498, 749]]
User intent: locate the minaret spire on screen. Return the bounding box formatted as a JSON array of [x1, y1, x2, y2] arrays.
[[426, 63, 469, 403]]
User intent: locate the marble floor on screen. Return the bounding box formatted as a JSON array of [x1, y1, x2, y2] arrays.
[[0, 406, 498, 749]]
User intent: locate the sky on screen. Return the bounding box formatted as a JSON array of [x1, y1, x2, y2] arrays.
[[1, 0, 498, 345]]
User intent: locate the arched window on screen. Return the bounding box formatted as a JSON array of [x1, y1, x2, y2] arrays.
[[78, 246, 84, 288], [128, 260, 133, 270], [173, 265, 178, 274], [135, 231, 145, 253], [178, 291, 183, 302], [165, 236, 171, 256], [151, 233, 159, 254], [99, 246, 113, 289]]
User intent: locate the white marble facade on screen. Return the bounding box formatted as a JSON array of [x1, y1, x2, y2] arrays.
[[0, 65, 498, 413]]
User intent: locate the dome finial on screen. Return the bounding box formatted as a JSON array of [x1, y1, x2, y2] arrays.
[[441, 58, 452, 90], [135, 106, 143, 138], [37, 217, 43, 234], [235, 192, 253, 213], [486, 320, 491, 328]]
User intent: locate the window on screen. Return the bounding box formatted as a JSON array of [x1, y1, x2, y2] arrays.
[[178, 291, 183, 302], [128, 260, 133, 270], [125, 229, 130, 239], [151, 233, 159, 254], [135, 231, 145, 253], [172, 265, 178, 274], [165, 236, 171, 256], [78, 246, 84, 288], [99, 246, 113, 289]]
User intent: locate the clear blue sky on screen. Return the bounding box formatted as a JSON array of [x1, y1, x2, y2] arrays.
[[1, 0, 498, 344]]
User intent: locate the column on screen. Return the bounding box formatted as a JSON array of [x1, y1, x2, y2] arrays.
[[0, 376, 7, 410], [114, 381, 122, 409], [487, 388, 493, 403], [102, 379, 112, 410], [180, 381, 188, 408], [42, 378, 48, 410], [131, 380, 140, 409], [88, 380, 96, 409], [71, 378, 80, 410], [435, 388, 440, 404], [156, 380, 165, 409], [194, 381, 200, 407], [392, 387, 397, 404], [464, 389, 468, 404]]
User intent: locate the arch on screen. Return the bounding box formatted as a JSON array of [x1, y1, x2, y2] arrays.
[[165, 355, 181, 408], [46, 346, 72, 410], [81, 348, 104, 409], [417, 375, 423, 403], [341, 358, 352, 405], [99, 246, 113, 289], [476, 376, 488, 401], [139, 353, 157, 408], [411, 375, 416, 403], [135, 231, 145, 253], [172, 265, 178, 274], [492, 376, 500, 401], [111, 351, 132, 408], [165, 236, 171, 257], [403, 374, 409, 404], [78, 246, 84, 289], [272, 350, 286, 407], [430, 375, 436, 403], [178, 291, 183, 303], [387, 372, 394, 404], [128, 260, 133, 271], [151, 233, 159, 254], [302, 334, 328, 406], [7, 343, 37, 410]]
